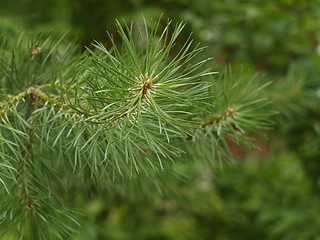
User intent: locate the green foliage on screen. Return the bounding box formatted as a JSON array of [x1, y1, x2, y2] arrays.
[[64, 19, 213, 178], [0, 18, 275, 238], [65, 152, 320, 240], [187, 70, 273, 167], [3, 0, 320, 74], [1, 1, 320, 239], [0, 32, 81, 239]]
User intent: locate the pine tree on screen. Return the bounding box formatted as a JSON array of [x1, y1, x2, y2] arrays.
[[0, 18, 273, 239]]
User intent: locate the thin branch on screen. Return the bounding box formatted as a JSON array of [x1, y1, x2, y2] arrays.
[[0, 85, 70, 116], [201, 107, 236, 128], [17, 93, 39, 211]]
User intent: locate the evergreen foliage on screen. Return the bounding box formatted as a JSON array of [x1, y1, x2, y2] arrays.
[[0, 18, 275, 238]]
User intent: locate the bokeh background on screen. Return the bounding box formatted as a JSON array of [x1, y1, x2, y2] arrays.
[[1, 0, 320, 239]]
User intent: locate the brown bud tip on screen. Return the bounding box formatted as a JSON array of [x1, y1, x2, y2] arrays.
[[186, 135, 193, 141], [31, 45, 41, 55], [226, 107, 235, 116]]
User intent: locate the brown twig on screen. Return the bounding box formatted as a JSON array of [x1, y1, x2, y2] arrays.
[[201, 107, 236, 128]]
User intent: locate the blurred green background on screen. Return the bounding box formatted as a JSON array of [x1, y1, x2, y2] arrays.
[[1, 0, 320, 239]]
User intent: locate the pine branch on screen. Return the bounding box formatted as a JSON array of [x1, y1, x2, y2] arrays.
[[265, 65, 319, 121], [0, 86, 64, 116], [0, 18, 275, 239], [184, 70, 275, 166], [17, 92, 38, 211], [55, 18, 216, 178], [0, 32, 81, 239]]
